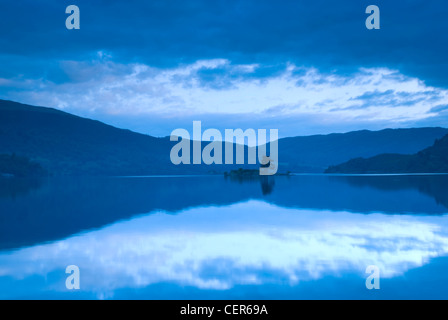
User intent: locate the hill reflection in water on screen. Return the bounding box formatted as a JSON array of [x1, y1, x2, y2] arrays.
[[1, 174, 448, 299], [0, 174, 447, 251]]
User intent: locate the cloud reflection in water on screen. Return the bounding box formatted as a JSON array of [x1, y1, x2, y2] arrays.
[[1, 200, 448, 297]]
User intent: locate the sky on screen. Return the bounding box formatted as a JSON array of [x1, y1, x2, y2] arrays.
[[1, 0, 448, 138]]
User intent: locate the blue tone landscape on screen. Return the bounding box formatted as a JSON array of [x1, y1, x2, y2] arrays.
[[1, 0, 448, 300]]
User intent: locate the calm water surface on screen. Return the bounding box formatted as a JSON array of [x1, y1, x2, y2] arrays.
[[1, 174, 448, 299]]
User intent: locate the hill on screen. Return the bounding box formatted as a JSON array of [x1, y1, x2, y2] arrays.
[[325, 134, 448, 174], [1, 99, 447, 175], [0, 154, 46, 177], [276, 127, 448, 172], [0, 99, 176, 176]]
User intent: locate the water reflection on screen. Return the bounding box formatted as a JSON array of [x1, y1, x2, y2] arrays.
[[330, 174, 448, 209], [1, 200, 448, 299], [1, 175, 448, 299], [0, 178, 43, 199], [1, 175, 448, 251], [224, 174, 276, 195]]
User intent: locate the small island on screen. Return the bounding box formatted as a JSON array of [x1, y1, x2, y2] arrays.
[[224, 168, 291, 177]]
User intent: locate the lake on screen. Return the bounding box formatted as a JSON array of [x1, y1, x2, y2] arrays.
[[1, 174, 448, 299]]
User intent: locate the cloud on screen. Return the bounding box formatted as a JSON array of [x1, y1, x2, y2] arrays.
[[1, 58, 447, 137], [1, 1, 448, 136], [1, 1, 448, 87]]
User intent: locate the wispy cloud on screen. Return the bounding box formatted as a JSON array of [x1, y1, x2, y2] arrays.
[[1, 57, 447, 136]]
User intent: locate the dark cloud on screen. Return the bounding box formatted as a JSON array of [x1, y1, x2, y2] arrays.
[[0, 0, 448, 87]]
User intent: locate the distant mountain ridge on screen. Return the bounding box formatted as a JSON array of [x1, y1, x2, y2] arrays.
[[326, 134, 448, 174], [1, 99, 447, 176], [276, 127, 448, 172], [0, 99, 176, 176]]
